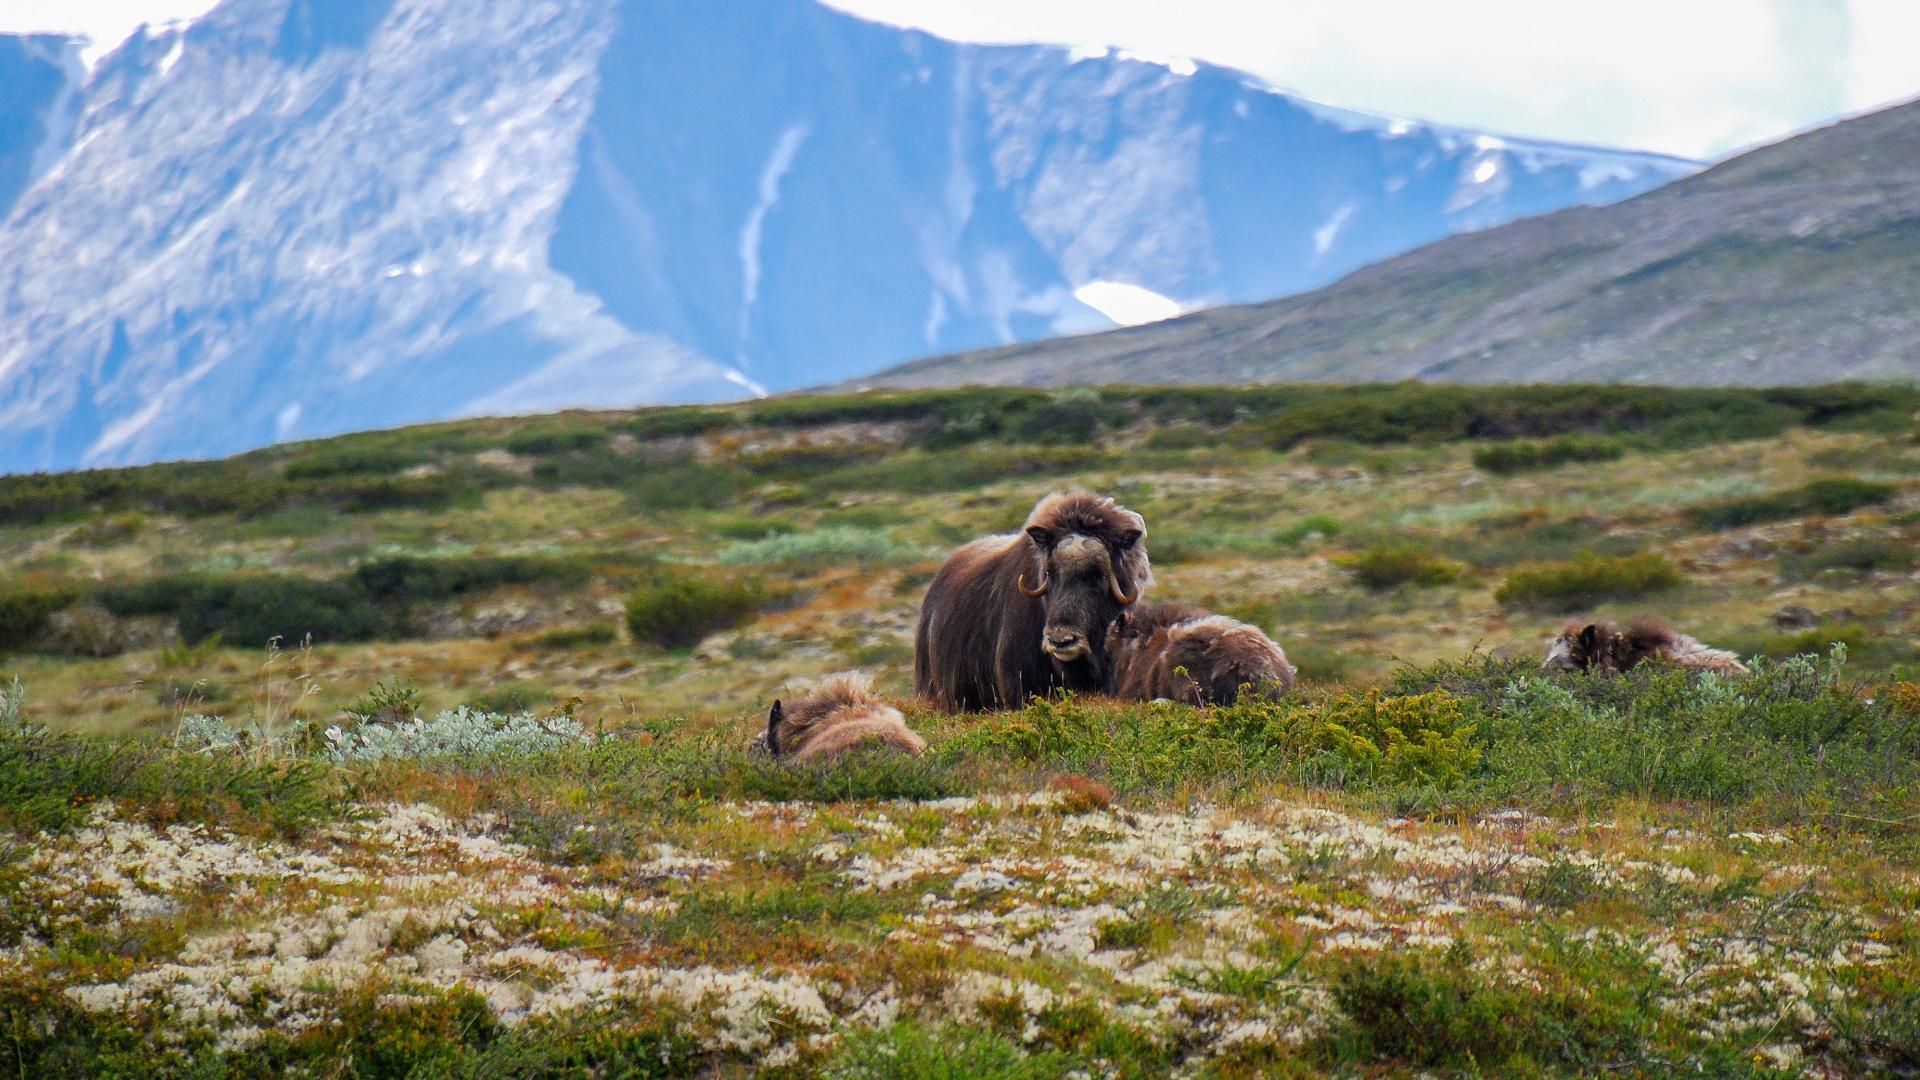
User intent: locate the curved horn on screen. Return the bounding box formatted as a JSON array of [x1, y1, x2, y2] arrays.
[[1107, 564, 1139, 606], [1018, 572, 1050, 598]]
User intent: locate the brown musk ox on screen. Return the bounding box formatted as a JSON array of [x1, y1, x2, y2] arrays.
[[1542, 618, 1749, 676], [751, 673, 927, 763], [1106, 601, 1297, 706], [914, 492, 1151, 711]]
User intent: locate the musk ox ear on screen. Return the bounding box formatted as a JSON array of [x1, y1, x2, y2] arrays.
[[765, 700, 783, 758], [1026, 526, 1053, 548], [1577, 624, 1600, 653], [1114, 528, 1143, 551]]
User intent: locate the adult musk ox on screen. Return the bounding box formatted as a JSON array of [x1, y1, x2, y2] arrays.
[[752, 673, 927, 763], [1543, 618, 1749, 676], [914, 493, 1151, 711], [1107, 602, 1297, 706]]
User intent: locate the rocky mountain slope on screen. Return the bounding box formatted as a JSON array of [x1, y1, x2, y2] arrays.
[[860, 97, 1920, 390], [0, 0, 1691, 472]]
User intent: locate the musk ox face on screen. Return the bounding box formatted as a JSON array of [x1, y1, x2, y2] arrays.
[[1542, 622, 1604, 671], [1020, 520, 1144, 669]]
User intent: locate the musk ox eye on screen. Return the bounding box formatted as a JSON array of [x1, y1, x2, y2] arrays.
[[1026, 526, 1054, 548], [1114, 529, 1142, 551]]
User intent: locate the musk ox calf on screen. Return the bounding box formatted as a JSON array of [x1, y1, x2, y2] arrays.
[[752, 673, 927, 763], [914, 492, 1151, 711], [1107, 602, 1297, 706], [1543, 618, 1749, 676]]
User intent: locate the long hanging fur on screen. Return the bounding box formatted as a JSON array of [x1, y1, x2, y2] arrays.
[[1543, 617, 1748, 675], [914, 493, 1151, 711], [1106, 601, 1296, 706], [750, 673, 926, 763]]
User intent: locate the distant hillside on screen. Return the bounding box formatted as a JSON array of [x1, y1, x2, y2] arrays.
[[859, 98, 1920, 390]]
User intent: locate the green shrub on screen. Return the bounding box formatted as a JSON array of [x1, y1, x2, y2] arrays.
[[1336, 544, 1461, 590], [717, 526, 923, 567], [1687, 477, 1899, 530], [1320, 946, 1647, 1071], [1471, 435, 1627, 474], [1456, 512, 1641, 569], [350, 554, 592, 605], [624, 571, 773, 648], [810, 446, 1099, 495], [1392, 652, 1920, 814], [626, 406, 737, 439], [282, 445, 426, 480], [1494, 552, 1683, 611], [527, 622, 619, 649], [503, 424, 608, 456], [1271, 514, 1343, 548], [826, 1021, 1077, 1080], [961, 689, 1481, 794], [1779, 536, 1919, 579], [98, 574, 388, 646], [0, 584, 77, 650], [0, 684, 337, 836]]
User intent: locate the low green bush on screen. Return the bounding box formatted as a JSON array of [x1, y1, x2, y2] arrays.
[[1779, 536, 1919, 579], [0, 584, 78, 650], [1271, 514, 1343, 549], [1494, 552, 1683, 611], [350, 554, 592, 605], [1320, 945, 1650, 1072], [0, 681, 337, 836], [1687, 477, 1899, 530], [1393, 652, 1920, 814], [1471, 434, 1627, 474], [961, 689, 1481, 794], [281, 445, 426, 480], [503, 424, 608, 456], [1336, 544, 1462, 590], [626, 406, 737, 439], [717, 526, 923, 567], [624, 570, 775, 648], [98, 574, 388, 646]]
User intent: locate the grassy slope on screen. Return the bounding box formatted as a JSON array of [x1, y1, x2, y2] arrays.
[[2, 383, 1919, 1075]]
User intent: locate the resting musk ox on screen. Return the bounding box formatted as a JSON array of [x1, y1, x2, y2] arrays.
[[752, 673, 927, 763], [1107, 602, 1297, 706], [914, 492, 1151, 711], [1543, 618, 1749, 676]]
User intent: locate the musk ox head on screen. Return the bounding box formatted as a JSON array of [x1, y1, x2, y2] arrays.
[[1017, 493, 1151, 671], [751, 672, 927, 763]]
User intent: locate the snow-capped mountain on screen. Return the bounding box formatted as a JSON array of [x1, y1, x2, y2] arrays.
[[0, 0, 1697, 472]]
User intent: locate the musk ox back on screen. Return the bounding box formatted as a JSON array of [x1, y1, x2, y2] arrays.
[[1107, 602, 1297, 706], [914, 493, 1151, 712], [752, 673, 927, 764], [1543, 618, 1748, 676]]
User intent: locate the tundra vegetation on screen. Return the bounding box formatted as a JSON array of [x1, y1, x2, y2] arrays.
[[2, 383, 1919, 1076]]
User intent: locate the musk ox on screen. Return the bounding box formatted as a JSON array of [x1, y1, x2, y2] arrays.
[[1106, 602, 1297, 706], [752, 673, 927, 763], [914, 492, 1151, 711], [1542, 618, 1749, 676]]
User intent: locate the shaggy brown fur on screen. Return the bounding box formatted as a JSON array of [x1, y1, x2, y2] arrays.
[[914, 492, 1152, 712], [751, 673, 927, 763], [1543, 618, 1749, 676], [1106, 602, 1297, 706]]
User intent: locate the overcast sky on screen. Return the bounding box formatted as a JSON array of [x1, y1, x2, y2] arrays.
[[5, 0, 1915, 160]]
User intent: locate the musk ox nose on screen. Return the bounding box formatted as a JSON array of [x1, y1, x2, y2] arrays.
[[1044, 630, 1089, 661]]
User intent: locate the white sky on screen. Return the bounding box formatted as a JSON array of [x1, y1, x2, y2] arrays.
[[4, 0, 1916, 159]]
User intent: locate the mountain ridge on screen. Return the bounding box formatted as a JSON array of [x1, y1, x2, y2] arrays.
[[0, 0, 1695, 473], [854, 96, 1920, 391]]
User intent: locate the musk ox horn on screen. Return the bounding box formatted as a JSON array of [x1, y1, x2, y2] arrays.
[[1107, 565, 1139, 606], [1018, 572, 1050, 598]]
